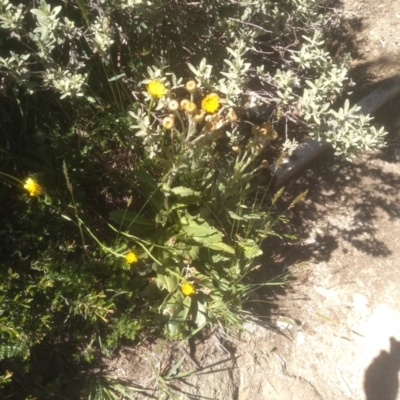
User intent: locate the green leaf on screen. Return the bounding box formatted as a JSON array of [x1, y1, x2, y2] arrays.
[[195, 299, 208, 327], [30, 9, 45, 17], [170, 186, 200, 197], [187, 245, 200, 260], [157, 273, 178, 293], [165, 356, 185, 379], [227, 210, 246, 221], [109, 210, 155, 235], [180, 216, 223, 244], [168, 294, 191, 337], [238, 240, 262, 259], [155, 210, 169, 227], [207, 242, 235, 254], [108, 73, 126, 82]]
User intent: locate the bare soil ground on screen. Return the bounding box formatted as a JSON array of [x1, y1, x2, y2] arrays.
[[103, 1, 400, 399]]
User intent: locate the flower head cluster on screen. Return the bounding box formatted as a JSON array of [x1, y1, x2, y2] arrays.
[[23, 178, 42, 196], [147, 80, 167, 99], [125, 251, 138, 264], [181, 281, 195, 296], [201, 93, 220, 114]]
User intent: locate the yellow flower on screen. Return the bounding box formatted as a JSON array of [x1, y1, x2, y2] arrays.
[[185, 101, 197, 114], [201, 93, 220, 114], [147, 80, 167, 99], [186, 80, 197, 93], [181, 281, 195, 296], [23, 178, 42, 196], [162, 116, 175, 130], [125, 251, 138, 264], [168, 100, 179, 111]]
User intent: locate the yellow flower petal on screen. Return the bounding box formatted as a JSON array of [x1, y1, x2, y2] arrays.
[[147, 80, 167, 99], [125, 251, 138, 264], [23, 178, 42, 196], [201, 93, 220, 114], [181, 281, 195, 296]]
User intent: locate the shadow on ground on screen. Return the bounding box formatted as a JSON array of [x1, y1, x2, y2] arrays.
[[276, 148, 400, 264], [364, 337, 400, 400]]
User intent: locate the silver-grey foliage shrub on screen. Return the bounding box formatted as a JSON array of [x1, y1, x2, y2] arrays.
[[0, 0, 386, 155]]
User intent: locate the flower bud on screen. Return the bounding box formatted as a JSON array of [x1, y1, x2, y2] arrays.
[[186, 102, 197, 114], [261, 121, 272, 132], [203, 287, 212, 295], [186, 80, 197, 93], [231, 145, 240, 153], [162, 116, 175, 130], [168, 99, 179, 111], [192, 110, 205, 123], [180, 99, 190, 110]]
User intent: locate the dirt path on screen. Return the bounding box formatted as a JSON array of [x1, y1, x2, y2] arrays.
[[105, 3, 400, 399]]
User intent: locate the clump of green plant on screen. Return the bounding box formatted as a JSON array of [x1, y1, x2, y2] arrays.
[[105, 59, 305, 337]]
